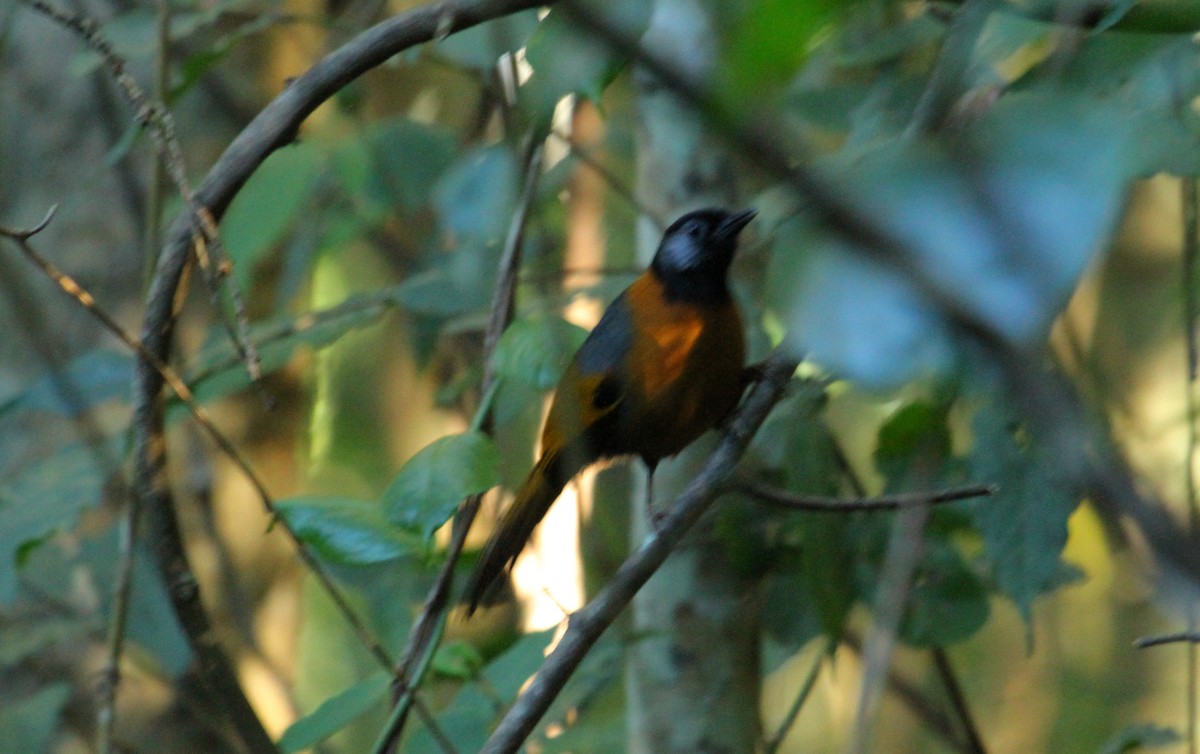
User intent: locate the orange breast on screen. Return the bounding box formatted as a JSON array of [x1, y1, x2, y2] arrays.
[[622, 275, 745, 461]]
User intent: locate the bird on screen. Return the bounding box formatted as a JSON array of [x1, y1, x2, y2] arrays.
[[463, 207, 756, 614]]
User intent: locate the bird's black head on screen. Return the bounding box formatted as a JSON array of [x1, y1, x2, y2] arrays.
[[651, 207, 756, 304]]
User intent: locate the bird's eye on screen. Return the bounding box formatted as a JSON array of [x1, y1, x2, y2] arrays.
[[687, 223, 702, 238]]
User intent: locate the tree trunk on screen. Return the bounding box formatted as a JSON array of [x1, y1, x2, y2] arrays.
[[626, 2, 764, 752]]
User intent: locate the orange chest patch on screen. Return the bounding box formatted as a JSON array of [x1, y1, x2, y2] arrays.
[[626, 275, 720, 398]]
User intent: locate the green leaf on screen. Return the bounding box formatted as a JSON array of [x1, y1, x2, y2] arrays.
[[275, 497, 422, 566], [723, 0, 840, 98], [874, 401, 951, 486], [433, 145, 518, 243], [968, 398, 1079, 621], [278, 672, 390, 753], [492, 315, 588, 391], [0, 682, 71, 754], [221, 142, 323, 289], [901, 542, 990, 647], [364, 118, 457, 212], [431, 640, 485, 681], [483, 628, 556, 698], [437, 10, 540, 70], [522, 0, 652, 121], [0, 439, 121, 602], [1098, 723, 1180, 754], [0, 349, 132, 418], [383, 432, 500, 541]]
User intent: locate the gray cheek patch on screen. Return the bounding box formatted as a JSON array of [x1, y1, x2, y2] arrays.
[[660, 233, 703, 270]]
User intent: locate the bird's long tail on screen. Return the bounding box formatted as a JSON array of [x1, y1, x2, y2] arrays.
[[463, 445, 587, 614]]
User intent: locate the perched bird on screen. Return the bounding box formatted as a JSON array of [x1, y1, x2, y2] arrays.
[[463, 207, 756, 613]]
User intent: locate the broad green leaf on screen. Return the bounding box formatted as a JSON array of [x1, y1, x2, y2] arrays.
[[431, 640, 485, 681], [1098, 724, 1180, 754], [221, 142, 323, 289], [522, 0, 652, 121], [437, 10, 540, 70], [777, 232, 953, 388], [0, 349, 132, 418], [278, 672, 390, 753], [383, 432, 500, 541], [874, 401, 951, 486], [723, 0, 840, 97], [491, 315, 588, 391], [483, 628, 556, 698], [900, 542, 990, 647], [275, 496, 422, 566], [433, 145, 518, 243], [364, 118, 457, 212], [0, 682, 71, 754], [968, 398, 1079, 621], [0, 439, 121, 602]]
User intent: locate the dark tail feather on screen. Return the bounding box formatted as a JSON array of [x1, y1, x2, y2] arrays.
[[463, 447, 581, 614]]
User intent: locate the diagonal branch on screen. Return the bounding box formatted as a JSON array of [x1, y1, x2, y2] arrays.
[[479, 352, 798, 754]]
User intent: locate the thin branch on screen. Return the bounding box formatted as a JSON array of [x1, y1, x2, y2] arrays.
[[479, 352, 797, 754], [0, 209, 276, 752], [847, 501, 930, 754], [763, 639, 830, 754], [1183, 176, 1200, 754], [1136, 633, 1200, 649], [379, 137, 546, 754], [932, 648, 988, 754], [21, 0, 263, 387], [548, 127, 664, 230], [842, 632, 974, 754], [734, 479, 996, 512]]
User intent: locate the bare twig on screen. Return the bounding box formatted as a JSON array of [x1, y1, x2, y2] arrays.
[[847, 501, 930, 754], [21, 0, 263, 386], [763, 639, 830, 754], [378, 137, 546, 754], [548, 127, 664, 229], [478, 352, 797, 754], [734, 479, 995, 512], [932, 648, 988, 754], [843, 632, 973, 754], [1183, 176, 1200, 754], [1136, 633, 1200, 649]]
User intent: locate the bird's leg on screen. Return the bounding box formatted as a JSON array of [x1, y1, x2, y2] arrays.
[[645, 460, 668, 530], [741, 360, 768, 386]]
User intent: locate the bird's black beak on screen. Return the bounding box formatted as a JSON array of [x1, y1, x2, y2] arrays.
[[718, 208, 757, 240]]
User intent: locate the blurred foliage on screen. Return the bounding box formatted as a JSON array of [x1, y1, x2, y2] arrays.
[[3, 0, 1200, 752]]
